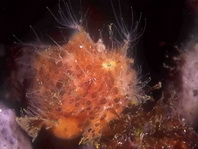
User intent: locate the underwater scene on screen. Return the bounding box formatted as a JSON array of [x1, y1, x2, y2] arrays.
[[0, 0, 198, 148]]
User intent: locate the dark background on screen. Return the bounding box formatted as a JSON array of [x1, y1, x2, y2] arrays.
[[0, 0, 188, 87], [0, 0, 195, 148]]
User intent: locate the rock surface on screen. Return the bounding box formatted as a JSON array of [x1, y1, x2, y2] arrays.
[[0, 102, 32, 149]]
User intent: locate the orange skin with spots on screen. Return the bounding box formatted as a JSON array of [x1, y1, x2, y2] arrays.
[[21, 29, 137, 143]]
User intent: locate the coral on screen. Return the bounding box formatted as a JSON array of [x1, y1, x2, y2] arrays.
[[169, 43, 198, 125], [0, 102, 32, 149], [98, 100, 198, 149]]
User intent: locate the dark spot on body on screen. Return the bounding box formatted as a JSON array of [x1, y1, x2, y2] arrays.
[[193, 90, 198, 96]]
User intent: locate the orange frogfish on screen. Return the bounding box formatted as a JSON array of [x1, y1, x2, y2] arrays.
[[15, 21, 140, 145]]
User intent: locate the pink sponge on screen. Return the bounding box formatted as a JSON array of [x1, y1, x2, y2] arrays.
[[176, 43, 198, 124], [0, 102, 32, 149]]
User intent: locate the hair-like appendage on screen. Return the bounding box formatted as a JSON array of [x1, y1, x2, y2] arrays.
[[15, 1, 142, 146]]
